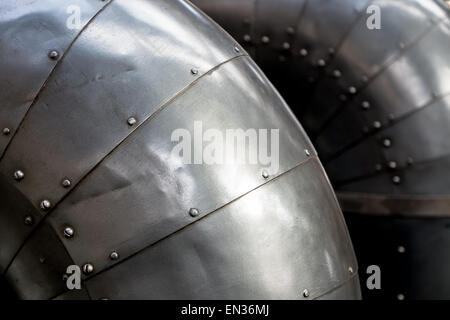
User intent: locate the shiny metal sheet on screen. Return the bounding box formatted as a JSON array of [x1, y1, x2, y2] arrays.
[[48, 56, 315, 277], [0, 0, 109, 156], [81, 159, 358, 299], [0, 0, 243, 214]]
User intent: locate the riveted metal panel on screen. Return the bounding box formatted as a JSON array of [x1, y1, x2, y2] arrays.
[[0, 0, 242, 215], [353, 19, 450, 126], [374, 95, 450, 168], [0, 173, 41, 273], [4, 221, 74, 300], [0, 0, 109, 156], [338, 155, 450, 195], [81, 160, 358, 300], [48, 56, 315, 277]]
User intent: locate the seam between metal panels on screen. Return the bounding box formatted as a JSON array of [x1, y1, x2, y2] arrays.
[[312, 271, 359, 300], [313, 17, 444, 140], [334, 151, 450, 189], [323, 91, 450, 164], [53, 156, 319, 297], [302, 0, 373, 111], [0, 0, 115, 162], [3, 54, 248, 279]]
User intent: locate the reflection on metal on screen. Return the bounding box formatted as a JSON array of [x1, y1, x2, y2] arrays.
[[193, 0, 450, 300], [0, 0, 359, 299]]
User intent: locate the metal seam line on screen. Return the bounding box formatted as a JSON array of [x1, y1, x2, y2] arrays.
[[51, 155, 322, 299], [0, 0, 115, 161]]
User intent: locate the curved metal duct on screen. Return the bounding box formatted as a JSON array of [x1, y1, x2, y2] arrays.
[[191, 0, 450, 299], [0, 0, 360, 299]]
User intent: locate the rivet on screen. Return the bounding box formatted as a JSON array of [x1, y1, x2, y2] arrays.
[[361, 75, 369, 82], [48, 50, 60, 60], [190, 68, 198, 75], [339, 94, 347, 102], [82, 263, 94, 275], [189, 208, 199, 217], [127, 117, 137, 126], [40, 199, 51, 211], [110, 251, 119, 260], [305, 149, 311, 157], [348, 266, 354, 274], [24, 215, 34, 226], [373, 121, 381, 129], [13, 170, 24, 181], [299, 48, 308, 57], [375, 164, 382, 171], [397, 245, 405, 253], [302, 289, 310, 298], [392, 176, 401, 184], [362, 126, 369, 134], [348, 86, 357, 95], [361, 101, 370, 110], [333, 70, 341, 78], [261, 35, 270, 44], [2, 128, 10, 135], [317, 59, 326, 67], [39, 257, 46, 264], [282, 42, 291, 50], [397, 294, 405, 300], [62, 178, 71, 188], [63, 226, 74, 239], [383, 138, 392, 148], [262, 170, 269, 179], [328, 48, 335, 55], [243, 34, 251, 42], [234, 46, 240, 53], [286, 27, 295, 35], [388, 161, 397, 169]]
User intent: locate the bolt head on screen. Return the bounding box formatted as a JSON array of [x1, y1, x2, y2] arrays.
[[348, 86, 357, 94], [243, 34, 251, 42], [383, 138, 392, 148], [348, 266, 354, 274], [373, 121, 381, 129], [13, 170, 24, 181], [397, 294, 405, 300], [63, 227, 74, 239], [24, 215, 33, 226], [82, 263, 94, 275], [262, 170, 269, 179], [388, 161, 397, 169], [333, 70, 341, 78], [299, 48, 308, 57], [110, 251, 119, 260], [48, 50, 59, 60], [40, 199, 51, 210], [317, 59, 326, 67], [234, 46, 240, 53], [282, 42, 290, 50], [397, 245, 405, 253], [361, 101, 370, 110], [190, 68, 198, 75], [261, 36, 270, 44], [305, 149, 311, 157], [302, 289, 310, 298], [127, 117, 137, 126], [62, 178, 71, 188], [392, 176, 401, 184], [2, 127, 10, 135], [189, 208, 199, 217]]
